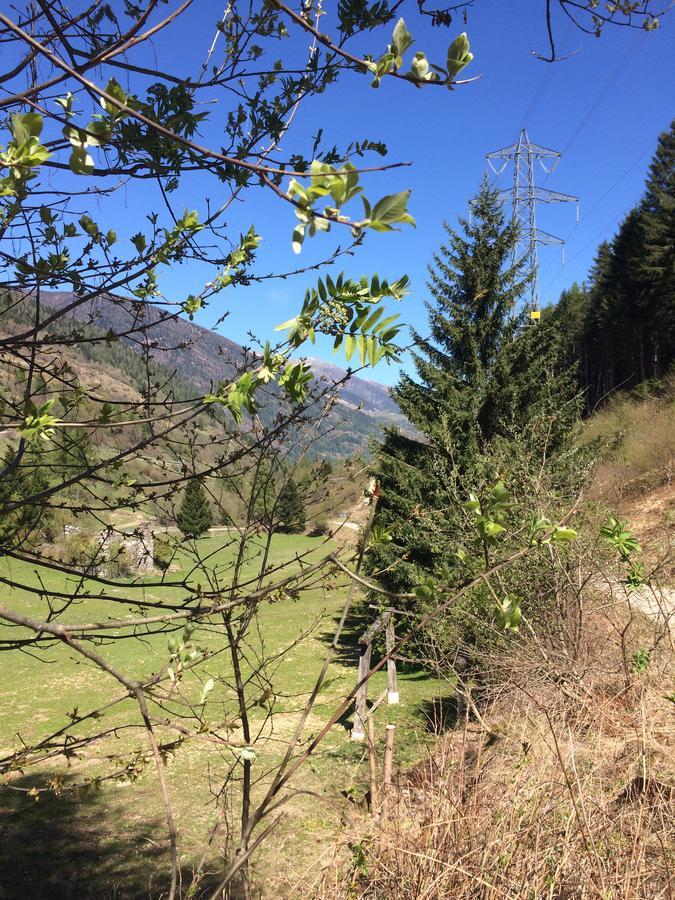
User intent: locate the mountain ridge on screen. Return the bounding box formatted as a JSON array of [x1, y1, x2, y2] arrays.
[[35, 290, 410, 456]]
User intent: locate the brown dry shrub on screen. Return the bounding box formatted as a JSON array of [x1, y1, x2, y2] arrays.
[[309, 594, 674, 900]]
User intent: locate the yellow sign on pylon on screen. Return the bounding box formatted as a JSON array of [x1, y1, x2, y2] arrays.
[[530, 309, 541, 321]]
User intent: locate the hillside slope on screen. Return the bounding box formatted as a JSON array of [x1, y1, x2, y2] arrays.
[[34, 291, 409, 457]]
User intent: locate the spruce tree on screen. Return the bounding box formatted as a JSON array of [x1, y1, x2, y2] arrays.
[[276, 479, 306, 534], [641, 119, 675, 373], [0, 446, 53, 546], [367, 181, 580, 624], [564, 123, 674, 406], [251, 458, 277, 529], [0, 445, 19, 546], [394, 180, 526, 457], [176, 479, 212, 538]]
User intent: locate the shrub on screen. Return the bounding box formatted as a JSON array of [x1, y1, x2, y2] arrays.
[[153, 536, 174, 572], [61, 531, 102, 571], [106, 540, 133, 578], [307, 517, 331, 537]]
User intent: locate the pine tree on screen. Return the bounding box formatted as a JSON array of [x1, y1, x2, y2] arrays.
[[276, 478, 306, 534], [394, 180, 527, 458], [0, 445, 53, 546], [0, 445, 19, 546], [641, 119, 675, 374], [565, 122, 675, 406], [367, 180, 580, 622], [251, 458, 278, 529], [176, 479, 212, 538]]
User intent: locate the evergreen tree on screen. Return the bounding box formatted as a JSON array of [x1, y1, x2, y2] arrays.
[[0, 445, 20, 546], [557, 122, 675, 408], [176, 479, 212, 538], [641, 118, 675, 372], [0, 445, 53, 546], [276, 479, 306, 534], [367, 181, 581, 638], [251, 458, 278, 529], [394, 180, 527, 459]]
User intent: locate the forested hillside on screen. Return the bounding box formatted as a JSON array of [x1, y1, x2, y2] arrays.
[[551, 120, 674, 411], [0, 290, 410, 459]]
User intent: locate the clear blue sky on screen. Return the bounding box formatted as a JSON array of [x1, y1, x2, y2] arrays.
[[58, 1, 675, 386]]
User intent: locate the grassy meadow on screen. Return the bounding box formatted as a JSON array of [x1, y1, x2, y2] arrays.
[[0, 532, 450, 897]]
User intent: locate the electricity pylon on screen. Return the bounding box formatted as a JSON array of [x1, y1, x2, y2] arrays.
[[486, 129, 578, 313]]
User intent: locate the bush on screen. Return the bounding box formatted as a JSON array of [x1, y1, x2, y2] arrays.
[[307, 517, 331, 537], [61, 531, 102, 571], [153, 536, 174, 572], [106, 540, 133, 578]]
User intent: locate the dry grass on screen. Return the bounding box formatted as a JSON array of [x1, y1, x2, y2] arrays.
[[583, 377, 675, 504], [306, 592, 674, 900]]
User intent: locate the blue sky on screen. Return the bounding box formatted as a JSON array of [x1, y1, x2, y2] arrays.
[[39, 1, 674, 386], [197, 2, 674, 385]]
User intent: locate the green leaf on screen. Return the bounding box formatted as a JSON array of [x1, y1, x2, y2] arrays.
[[69, 145, 95, 176], [292, 223, 305, 254], [79, 214, 99, 238], [392, 18, 413, 60], [199, 678, 215, 704], [11, 112, 43, 143], [410, 51, 430, 80], [447, 32, 473, 79], [102, 78, 128, 110], [550, 526, 578, 543], [131, 232, 147, 253], [370, 190, 415, 230], [85, 120, 112, 147], [236, 746, 257, 762], [490, 481, 511, 504]]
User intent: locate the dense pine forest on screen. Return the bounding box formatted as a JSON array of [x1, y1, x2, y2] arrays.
[[551, 120, 674, 411]]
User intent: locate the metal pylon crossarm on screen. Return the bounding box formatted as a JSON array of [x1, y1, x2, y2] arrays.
[[485, 129, 577, 312]]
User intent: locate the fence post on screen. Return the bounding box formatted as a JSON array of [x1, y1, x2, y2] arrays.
[[385, 617, 399, 704], [351, 642, 372, 741], [367, 713, 378, 813], [381, 723, 396, 821]]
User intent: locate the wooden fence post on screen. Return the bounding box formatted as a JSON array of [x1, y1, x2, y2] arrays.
[[367, 714, 378, 813], [385, 617, 399, 704], [351, 642, 372, 741], [381, 723, 396, 821]]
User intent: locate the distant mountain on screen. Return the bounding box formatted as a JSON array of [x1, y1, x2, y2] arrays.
[[303, 358, 401, 418], [38, 291, 410, 457]]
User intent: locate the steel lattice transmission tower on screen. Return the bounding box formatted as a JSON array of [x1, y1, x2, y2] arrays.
[[486, 130, 578, 312]]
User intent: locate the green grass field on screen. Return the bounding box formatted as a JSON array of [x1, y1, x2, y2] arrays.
[[0, 533, 451, 897]]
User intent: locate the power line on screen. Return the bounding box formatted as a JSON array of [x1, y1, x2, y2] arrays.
[[541, 30, 644, 193], [559, 33, 643, 160], [541, 206, 630, 294], [521, 20, 576, 131], [538, 140, 655, 295], [492, 22, 576, 194]]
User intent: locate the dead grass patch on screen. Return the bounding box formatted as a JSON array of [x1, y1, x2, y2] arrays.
[[309, 598, 674, 900]]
